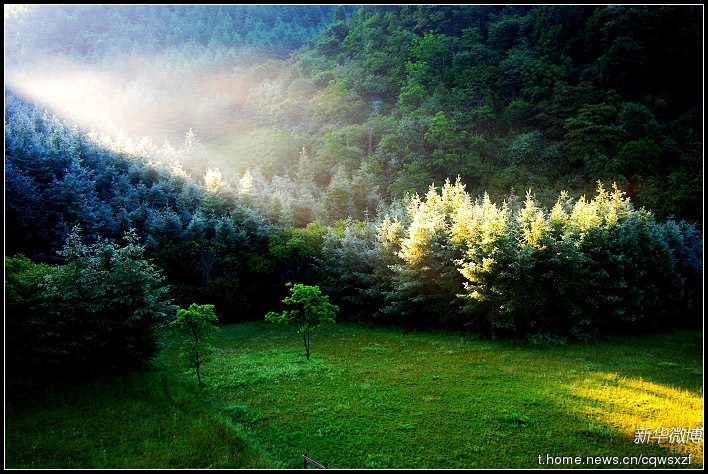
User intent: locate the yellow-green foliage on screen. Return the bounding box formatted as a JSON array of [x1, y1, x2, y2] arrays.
[[376, 179, 701, 337]]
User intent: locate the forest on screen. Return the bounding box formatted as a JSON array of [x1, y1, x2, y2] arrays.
[[4, 5, 704, 469]]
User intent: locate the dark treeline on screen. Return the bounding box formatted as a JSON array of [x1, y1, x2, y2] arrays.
[[4, 5, 703, 376]]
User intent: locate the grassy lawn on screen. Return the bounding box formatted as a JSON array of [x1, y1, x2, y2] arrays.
[[161, 321, 703, 469], [4, 368, 275, 468], [6, 322, 703, 469]]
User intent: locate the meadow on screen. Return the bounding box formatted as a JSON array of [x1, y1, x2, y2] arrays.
[[8, 321, 701, 469]]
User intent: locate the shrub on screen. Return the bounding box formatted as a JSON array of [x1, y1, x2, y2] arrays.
[[5, 255, 60, 377], [13, 226, 177, 378]]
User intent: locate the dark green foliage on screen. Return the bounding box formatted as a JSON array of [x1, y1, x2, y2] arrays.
[[4, 163, 52, 259], [383, 181, 468, 327], [401, 181, 700, 338], [280, 5, 701, 220], [5, 255, 61, 377], [6, 6, 702, 219], [561, 102, 620, 170], [6, 227, 177, 378], [319, 220, 382, 323], [500, 130, 562, 173], [267, 222, 328, 286], [4, 91, 284, 321], [320, 179, 702, 339], [52, 227, 176, 371]]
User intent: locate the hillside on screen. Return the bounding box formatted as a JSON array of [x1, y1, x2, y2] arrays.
[[5, 4, 703, 356]]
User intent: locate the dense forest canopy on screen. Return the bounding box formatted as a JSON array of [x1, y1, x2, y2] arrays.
[[4, 5, 704, 372]]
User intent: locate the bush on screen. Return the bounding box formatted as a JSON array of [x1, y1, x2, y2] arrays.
[[5, 255, 60, 377], [8, 226, 177, 378]]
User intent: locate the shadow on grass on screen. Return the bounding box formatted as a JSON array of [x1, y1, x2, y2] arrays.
[[4, 367, 276, 469]]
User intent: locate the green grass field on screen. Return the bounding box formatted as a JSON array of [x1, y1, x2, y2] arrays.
[[6, 322, 703, 469], [4, 368, 275, 469]]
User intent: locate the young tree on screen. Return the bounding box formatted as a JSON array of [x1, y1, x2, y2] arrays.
[[266, 283, 338, 360], [388, 179, 467, 327], [170, 303, 220, 387], [319, 220, 380, 321]]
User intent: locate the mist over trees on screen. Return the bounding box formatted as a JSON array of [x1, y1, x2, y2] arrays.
[[4, 5, 703, 375], [4, 5, 341, 143]]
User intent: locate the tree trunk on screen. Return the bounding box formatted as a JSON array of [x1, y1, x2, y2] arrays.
[[196, 360, 204, 387], [303, 332, 310, 360]]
